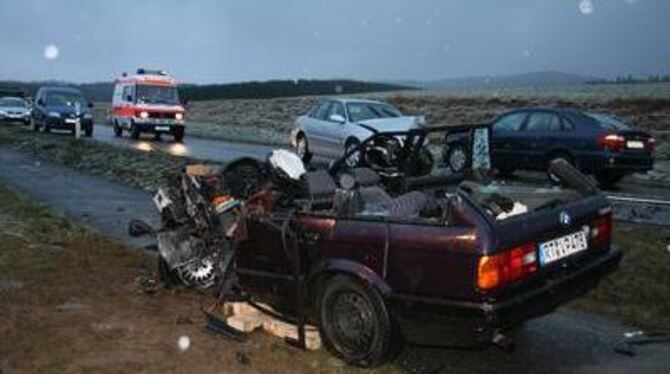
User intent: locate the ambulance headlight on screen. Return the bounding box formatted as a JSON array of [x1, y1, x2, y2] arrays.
[[175, 113, 184, 120], [140, 111, 149, 119]]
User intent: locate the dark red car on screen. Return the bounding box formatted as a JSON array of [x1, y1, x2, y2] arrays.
[[145, 125, 622, 367]]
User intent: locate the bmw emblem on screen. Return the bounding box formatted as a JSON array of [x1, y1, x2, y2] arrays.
[[559, 211, 572, 227]]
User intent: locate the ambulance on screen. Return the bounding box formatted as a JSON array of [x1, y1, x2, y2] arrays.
[[111, 69, 186, 141]]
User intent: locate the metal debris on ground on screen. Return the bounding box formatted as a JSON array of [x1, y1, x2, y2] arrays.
[[135, 275, 159, 294]]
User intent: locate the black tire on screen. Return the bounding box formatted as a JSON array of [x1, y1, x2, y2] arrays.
[[594, 171, 624, 189], [446, 142, 469, 173], [173, 127, 184, 143], [317, 275, 396, 367], [158, 256, 180, 289], [113, 122, 123, 137], [31, 118, 39, 132], [547, 153, 574, 185], [296, 134, 312, 164], [130, 125, 141, 140]]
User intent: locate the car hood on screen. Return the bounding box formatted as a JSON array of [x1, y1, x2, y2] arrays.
[[355, 116, 421, 133], [0, 106, 29, 113]]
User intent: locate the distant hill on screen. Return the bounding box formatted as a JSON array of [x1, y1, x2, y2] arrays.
[[0, 79, 411, 103], [392, 71, 600, 90]]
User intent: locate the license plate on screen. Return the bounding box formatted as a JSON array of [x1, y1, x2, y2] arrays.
[[539, 229, 588, 265], [65, 119, 77, 124], [155, 126, 170, 131], [627, 140, 644, 149]]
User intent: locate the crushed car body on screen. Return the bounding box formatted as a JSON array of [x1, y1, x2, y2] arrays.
[[134, 124, 623, 367]]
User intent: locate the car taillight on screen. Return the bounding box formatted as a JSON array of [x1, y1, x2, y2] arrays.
[[477, 242, 537, 291], [588, 216, 612, 248], [597, 133, 626, 152]]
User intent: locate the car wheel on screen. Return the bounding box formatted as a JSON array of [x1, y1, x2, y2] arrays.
[[173, 128, 185, 143], [113, 122, 123, 137], [594, 171, 624, 189], [547, 154, 574, 185], [296, 134, 312, 164], [446, 142, 469, 173], [317, 275, 396, 367], [130, 126, 141, 140], [344, 139, 361, 168]]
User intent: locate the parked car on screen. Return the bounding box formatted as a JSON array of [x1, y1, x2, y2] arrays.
[[0, 96, 31, 125], [446, 108, 654, 187], [31, 86, 94, 136], [137, 125, 622, 367], [291, 98, 425, 165]]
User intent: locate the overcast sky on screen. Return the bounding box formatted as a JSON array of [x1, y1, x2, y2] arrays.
[[1, 0, 668, 83]]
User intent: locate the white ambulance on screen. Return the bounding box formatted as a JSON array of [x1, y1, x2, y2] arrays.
[[111, 69, 186, 142]]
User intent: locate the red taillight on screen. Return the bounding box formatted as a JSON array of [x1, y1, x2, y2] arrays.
[[597, 133, 626, 152], [477, 242, 537, 291], [589, 216, 612, 248]]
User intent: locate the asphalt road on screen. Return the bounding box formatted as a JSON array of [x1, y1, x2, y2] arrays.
[[0, 147, 668, 373]]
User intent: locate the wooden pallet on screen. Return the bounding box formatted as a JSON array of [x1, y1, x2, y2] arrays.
[[225, 302, 322, 350]]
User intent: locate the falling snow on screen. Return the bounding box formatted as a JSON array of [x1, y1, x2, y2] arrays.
[[43, 44, 59, 60], [579, 0, 594, 15]]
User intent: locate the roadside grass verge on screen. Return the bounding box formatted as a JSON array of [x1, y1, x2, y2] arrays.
[[574, 223, 670, 329], [0, 125, 206, 191]]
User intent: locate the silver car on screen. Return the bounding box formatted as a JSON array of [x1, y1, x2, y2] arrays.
[[291, 98, 424, 165], [0, 96, 31, 125]]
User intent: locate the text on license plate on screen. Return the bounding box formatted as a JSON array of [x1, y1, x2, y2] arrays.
[[155, 126, 170, 131], [539, 230, 588, 265], [627, 140, 644, 149]]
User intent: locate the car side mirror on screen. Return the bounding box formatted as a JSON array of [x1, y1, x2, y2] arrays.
[[125, 95, 133, 102], [329, 114, 345, 124], [87, 102, 94, 108]]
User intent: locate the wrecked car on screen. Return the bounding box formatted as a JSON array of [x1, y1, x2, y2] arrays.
[[134, 124, 622, 367]]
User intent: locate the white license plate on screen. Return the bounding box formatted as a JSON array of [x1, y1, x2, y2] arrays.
[[155, 126, 170, 131], [64, 119, 77, 124], [627, 140, 644, 149], [539, 230, 588, 265]]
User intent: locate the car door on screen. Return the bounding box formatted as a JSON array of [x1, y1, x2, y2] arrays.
[[303, 101, 332, 157], [524, 111, 564, 170], [319, 101, 348, 158], [490, 111, 528, 170]]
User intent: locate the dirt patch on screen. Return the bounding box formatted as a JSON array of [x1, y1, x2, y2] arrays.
[[0, 184, 395, 373]]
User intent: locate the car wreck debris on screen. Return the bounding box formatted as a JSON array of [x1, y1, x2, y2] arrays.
[[129, 124, 623, 367]]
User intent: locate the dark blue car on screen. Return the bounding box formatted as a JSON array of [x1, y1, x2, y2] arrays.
[[487, 108, 654, 187], [31, 86, 94, 136]]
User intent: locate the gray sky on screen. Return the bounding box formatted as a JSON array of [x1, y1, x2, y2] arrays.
[[1, 0, 669, 83]]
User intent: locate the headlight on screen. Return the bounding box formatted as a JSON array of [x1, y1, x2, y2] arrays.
[[83, 113, 93, 119], [175, 112, 184, 120], [48, 111, 61, 118], [139, 111, 149, 119]]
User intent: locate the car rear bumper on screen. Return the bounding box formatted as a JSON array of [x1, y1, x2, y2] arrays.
[[582, 152, 653, 173], [388, 245, 622, 346]]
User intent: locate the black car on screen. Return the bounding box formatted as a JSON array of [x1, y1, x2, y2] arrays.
[[31, 86, 94, 136], [484, 108, 654, 187]]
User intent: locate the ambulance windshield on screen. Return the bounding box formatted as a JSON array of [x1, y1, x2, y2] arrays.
[[136, 85, 180, 105]]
